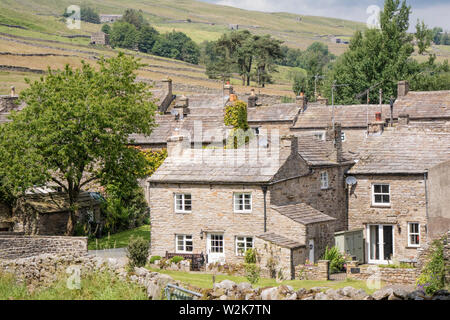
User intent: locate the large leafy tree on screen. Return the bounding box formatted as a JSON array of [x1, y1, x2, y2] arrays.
[[110, 21, 139, 49], [0, 53, 157, 235], [324, 0, 415, 104]]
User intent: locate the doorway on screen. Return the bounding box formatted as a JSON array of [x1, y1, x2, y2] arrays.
[[367, 224, 394, 264]]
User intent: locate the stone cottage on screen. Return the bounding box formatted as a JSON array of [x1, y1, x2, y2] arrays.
[[346, 126, 450, 264], [90, 32, 109, 45], [148, 122, 352, 279]]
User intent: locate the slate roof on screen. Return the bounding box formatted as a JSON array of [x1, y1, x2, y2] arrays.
[[271, 202, 335, 225], [247, 103, 300, 122], [130, 94, 227, 145], [256, 232, 305, 249], [296, 133, 355, 165], [149, 146, 283, 184], [394, 91, 450, 119], [348, 128, 450, 174], [18, 192, 101, 214], [293, 104, 391, 128]]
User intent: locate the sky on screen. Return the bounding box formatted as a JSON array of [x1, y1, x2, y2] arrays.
[[200, 0, 450, 31]]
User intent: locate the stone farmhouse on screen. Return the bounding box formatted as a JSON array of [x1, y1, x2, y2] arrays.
[[90, 32, 109, 46], [148, 121, 355, 279], [99, 14, 122, 23], [347, 126, 450, 264]]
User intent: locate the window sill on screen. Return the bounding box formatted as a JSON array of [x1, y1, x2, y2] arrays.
[[234, 211, 252, 214], [371, 204, 391, 208], [406, 246, 420, 249], [174, 211, 192, 214]]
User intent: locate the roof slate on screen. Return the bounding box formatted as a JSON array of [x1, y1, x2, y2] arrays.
[[256, 232, 305, 249], [348, 128, 450, 174], [271, 202, 335, 225], [247, 103, 299, 122], [394, 91, 450, 119]]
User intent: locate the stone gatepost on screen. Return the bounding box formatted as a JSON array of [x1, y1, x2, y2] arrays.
[[346, 260, 359, 279], [317, 260, 330, 281]]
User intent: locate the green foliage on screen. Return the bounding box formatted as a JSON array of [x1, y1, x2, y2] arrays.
[[0, 53, 156, 235], [137, 24, 159, 54], [244, 263, 261, 285], [416, 20, 433, 55], [0, 270, 147, 300], [322, 246, 346, 274], [110, 22, 139, 49], [140, 148, 168, 176], [224, 100, 249, 130], [244, 249, 257, 264], [101, 24, 111, 35], [205, 30, 283, 86], [416, 237, 446, 295], [152, 31, 200, 64], [127, 236, 150, 268], [88, 224, 150, 250], [170, 256, 185, 264], [121, 9, 147, 30], [149, 255, 162, 264], [63, 6, 100, 24]]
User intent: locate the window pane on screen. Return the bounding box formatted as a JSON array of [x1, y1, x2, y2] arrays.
[[382, 195, 390, 203], [382, 185, 389, 193], [374, 195, 382, 203], [374, 185, 381, 193]]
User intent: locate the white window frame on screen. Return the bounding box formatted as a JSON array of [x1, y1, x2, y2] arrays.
[[175, 234, 193, 253], [233, 193, 252, 213], [320, 171, 329, 189], [174, 193, 192, 213], [235, 236, 254, 256], [408, 222, 420, 247], [372, 184, 391, 206], [313, 132, 325, 141]]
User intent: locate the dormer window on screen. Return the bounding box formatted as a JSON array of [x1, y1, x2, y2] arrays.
[[174, 194, 192, 213]]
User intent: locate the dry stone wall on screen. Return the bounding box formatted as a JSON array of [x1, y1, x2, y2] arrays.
[[346, 261, 419, 285], [0, 235, 87, 259]]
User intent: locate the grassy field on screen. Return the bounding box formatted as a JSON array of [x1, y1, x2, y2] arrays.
[[0, 270, 147, 300], [88, 224, 151, 250], [147, 267, 380, 294]]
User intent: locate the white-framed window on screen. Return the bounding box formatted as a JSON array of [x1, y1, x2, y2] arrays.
[[408, 223, 420, 247], [174, 193, 192, 213], [236, 236, 254, 256], [320, 171, 329, 189], [341, 132, 346, 141], [233, 193, 252, 213], [313, 132, 325, 141], [176, 234, 193, 253], [372, 184, 390, 206]]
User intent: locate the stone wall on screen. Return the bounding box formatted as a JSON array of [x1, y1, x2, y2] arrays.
[[295, 260, 330, 281], [348, 174, 428, 262], [428, 161, 450, 239], [346, 261, 420, 285], [0, 235, 87, 259]]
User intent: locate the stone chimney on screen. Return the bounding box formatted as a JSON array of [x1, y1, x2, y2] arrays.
[[296, 93, 307, 110], [280, 135, 299, 158], [223, 82, 234, 97], [174, 95, 189, 118], [248, 89, 258, 108], [167, 135, 189, 158], [162, 79, 172, 98], [397, 81, 409, 97], [398, 113, 410, 125], [317, 95, 328, 105], [326, 123, 343, 163], [10, 86, 15, 97]]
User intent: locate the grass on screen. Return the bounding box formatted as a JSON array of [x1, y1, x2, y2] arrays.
[[0, 270, 147, 300], [147, 267, 380, 295], [88, 224, 150, 250]]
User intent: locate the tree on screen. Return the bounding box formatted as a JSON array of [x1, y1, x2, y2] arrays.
[[253, 35, 283, 87], [121, 9, 148, 30], [432, 27, 443, 45], [80, 6, 100, 24], [324, 0, 414, 104], [416, 20, 433, 55], [110, 22, 139, 49], [137, 25, 159, 53], [0, 53, 157, 235], [152, 31, 200, 64], [101, 24, 111, 35]]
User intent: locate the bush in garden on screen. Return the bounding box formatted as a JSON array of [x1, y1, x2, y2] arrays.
[[149, 256, 161, 264], [126, 236, 149, 268], [322, 246, 346, 273], [416, 237, 446, 295], [170, 256, 184, 264]]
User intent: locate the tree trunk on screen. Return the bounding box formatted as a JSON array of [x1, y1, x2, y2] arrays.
[[66, 209, 76, 236]]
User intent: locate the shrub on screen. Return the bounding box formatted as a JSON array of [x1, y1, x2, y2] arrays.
[[244, 249, 257, 264], [170, 256, 184, 264], [126, 236, 149, 268], [244, 263, 260, 284], [322, 246, 346, 273], [149, 255, 161, 264], [416, 237, 446, 295]]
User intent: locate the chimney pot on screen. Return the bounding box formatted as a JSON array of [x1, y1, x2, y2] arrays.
[[248, 90, 258, 108], [224, 83, 234, 97], [296, 95, 306, 110], [326, 123, 343, 163], [397, 81, 409, 97]]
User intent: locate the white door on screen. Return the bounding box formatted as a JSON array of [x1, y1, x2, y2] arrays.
[[207, 233, 225, 264], [367, 225, 394, 264], [308, 239, 315, 263]]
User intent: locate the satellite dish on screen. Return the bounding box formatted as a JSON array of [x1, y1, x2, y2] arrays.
[[346, 176, 357, 185]]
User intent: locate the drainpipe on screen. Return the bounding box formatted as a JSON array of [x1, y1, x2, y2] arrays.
[[424, 172, 429, 235], [262, 185, 268, 233]]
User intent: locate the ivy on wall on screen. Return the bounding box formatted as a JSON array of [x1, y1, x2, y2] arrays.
[[224, 100, 254, 149], [140, 148, 168, 176]]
